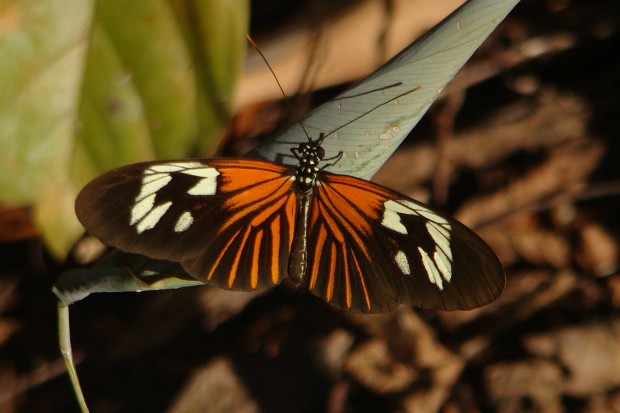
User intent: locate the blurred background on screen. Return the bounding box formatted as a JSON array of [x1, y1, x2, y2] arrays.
[[1, 0, 620, 412]]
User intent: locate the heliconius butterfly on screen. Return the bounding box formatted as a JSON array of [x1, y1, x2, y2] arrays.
[[75, 131, 504, 312]]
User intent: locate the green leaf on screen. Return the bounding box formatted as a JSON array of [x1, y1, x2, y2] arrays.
[[54, 250, 202, 306], [0, 0, 93, 203], [0, 0, 249, 257]]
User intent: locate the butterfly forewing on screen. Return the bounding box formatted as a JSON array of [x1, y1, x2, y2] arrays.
[[75, 159, 296, 291], [308, 173, 504, 312]]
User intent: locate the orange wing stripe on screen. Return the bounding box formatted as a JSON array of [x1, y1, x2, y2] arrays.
[[321, 184, 373, 235], [309, 225, 328, 290], [270, 216, 281, 284], [350, 251, 371, 311], [341, 243, 352, 309], [250, 229, 263, 288], [323, 173, 393, 201], [325, 243, 337, 301], [250, 193, 288, 227], [224, 176, 291, 209], [317, 188, 372, 260], [207, 229, 240, 281], [318, 201, 345, 243], [228, 226, 252, 288], [219, 176, 293, 234], [285, 196, 295, 251], [215, 160, 289, 193]]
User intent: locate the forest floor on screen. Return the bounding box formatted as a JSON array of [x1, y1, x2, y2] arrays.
[[1, 1, 620, 412]]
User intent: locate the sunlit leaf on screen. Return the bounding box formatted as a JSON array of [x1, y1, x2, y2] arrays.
[[0, 0, 249, 257]]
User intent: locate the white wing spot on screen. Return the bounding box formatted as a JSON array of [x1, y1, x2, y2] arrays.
[[382, 199, 455, 289], [381, 199, 414, 234], [381, 209, 407, 234], [148, 161, 202, 174], [419, 247, 444, 290], [434, 250, 452, 282], [182, 167, 219, 195], [398, 199, 448, 225], [394, 250, 411, 275], [135, 175, 171, 202], [130, 162, 218, 233], [426, 221, 452, 260], [180, 166, 218, 178], [142, 173, 164, 184], [174, 211, 194, 232], [136, 201, 172, 233], [131, 193, 156, 225]]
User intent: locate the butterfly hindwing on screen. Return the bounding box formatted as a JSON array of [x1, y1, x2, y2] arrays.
[[308, 172, 504, 312], [304, 175, 401, 312], [75, 159, 296, 291]]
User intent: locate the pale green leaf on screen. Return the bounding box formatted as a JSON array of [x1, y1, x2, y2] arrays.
[[0, 0, 249, 257]]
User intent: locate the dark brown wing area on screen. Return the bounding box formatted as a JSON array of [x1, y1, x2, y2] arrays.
[[75, 159, 297, 291], [307, 172, 505, 312]]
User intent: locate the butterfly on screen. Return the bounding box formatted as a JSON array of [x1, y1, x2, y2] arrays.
[[75, 131, 504, 313]]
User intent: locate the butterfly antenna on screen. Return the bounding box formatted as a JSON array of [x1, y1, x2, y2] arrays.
[[245, 34, 313, 142], [323, 85, 421, 140]]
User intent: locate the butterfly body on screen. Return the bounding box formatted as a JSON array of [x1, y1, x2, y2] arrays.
[[288, 137, 327, 284], [76, 137, 504, 313]]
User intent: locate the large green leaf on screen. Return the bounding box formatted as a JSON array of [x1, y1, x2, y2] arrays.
[[0, 1, 93, 203], [0, 0, 249, 257]]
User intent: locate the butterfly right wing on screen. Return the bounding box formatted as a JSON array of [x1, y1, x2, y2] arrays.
[[306, 173, 505, 313], [75, 159, 297, 291]]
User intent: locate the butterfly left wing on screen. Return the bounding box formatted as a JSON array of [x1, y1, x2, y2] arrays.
[[306, 173, 505, 312], [75, 159, 297, 291]]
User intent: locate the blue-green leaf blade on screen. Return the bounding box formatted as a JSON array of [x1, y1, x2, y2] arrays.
[[253, 0, 520, 180]]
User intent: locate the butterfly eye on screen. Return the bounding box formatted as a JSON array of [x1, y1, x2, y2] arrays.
[[315, 146, 325, 160]]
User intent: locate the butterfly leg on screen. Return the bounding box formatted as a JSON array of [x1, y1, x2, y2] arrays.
[[320, 151, 343, 169]]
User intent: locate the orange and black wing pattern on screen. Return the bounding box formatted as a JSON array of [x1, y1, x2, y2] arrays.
[[306, 172, 505, 312], [76, 159, 297, 291]]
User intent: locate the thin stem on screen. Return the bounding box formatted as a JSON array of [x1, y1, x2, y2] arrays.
[[58, 303, 90, 413]]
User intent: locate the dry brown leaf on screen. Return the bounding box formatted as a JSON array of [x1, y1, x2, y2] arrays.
[[608, 275, 620, 308], [485, 359, 563, 413], [0, 205, 37, 243], [510, 227, 569, 268], [236, 0, 467, 109], [346, 339, 418, 393], [524, 319, 620, 396], [576, 222, 619, 277], [167, 357, 258, 413], [457, 138, 603, 229]]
